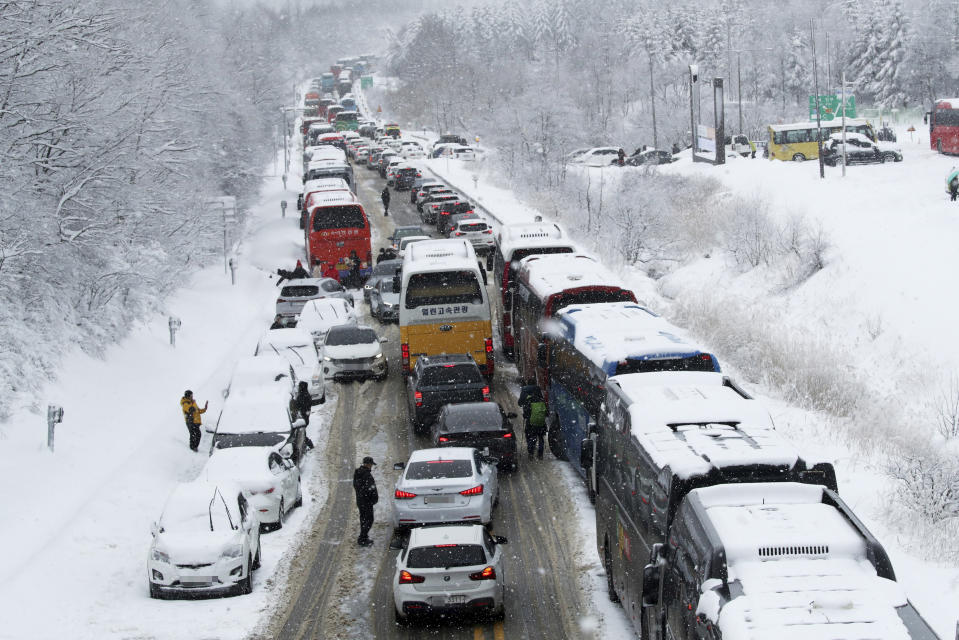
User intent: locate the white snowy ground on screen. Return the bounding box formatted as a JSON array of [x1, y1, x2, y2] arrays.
[[421, 133, 959, 638], [0, 166, 336, 639]]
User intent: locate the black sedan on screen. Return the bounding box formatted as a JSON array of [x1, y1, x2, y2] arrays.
[[431, 402, 518, 470]]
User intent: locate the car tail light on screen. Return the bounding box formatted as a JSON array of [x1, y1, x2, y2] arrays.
[[414, 391, 423, 407], [401, 343, 410, 373], [399, 570, 425, 584], [277, 299, 287, 303], [484, 338, 494, 376], [482, 386, 490, 401], [503, 432, 513, 439], [455, 232, 463, 236], [469, 566, 496, 580], [483, 229, 492, 234], [395, 489, 417, 499], [438, 436, 449, 443], [460, 485, 483, 496]]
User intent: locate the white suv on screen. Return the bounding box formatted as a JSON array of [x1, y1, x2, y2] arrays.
[[393, 524, 507, 623]]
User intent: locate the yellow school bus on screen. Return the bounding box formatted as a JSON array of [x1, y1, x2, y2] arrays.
[[399, 239, 493, 376], [767, 119, 875, 161]]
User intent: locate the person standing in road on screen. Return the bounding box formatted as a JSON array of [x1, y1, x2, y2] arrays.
[[518, 381, 546, 459], [353, 456, 378, 546], [179, 390, 207, 452], [617, 148, 626, 166], [381, 186, 390, 216]]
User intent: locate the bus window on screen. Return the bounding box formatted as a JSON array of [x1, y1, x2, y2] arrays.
[[614, 354, 716, 376], [784, 129, 810, 144], [312, 206, 366, 231], [404, 271, 482, 308]]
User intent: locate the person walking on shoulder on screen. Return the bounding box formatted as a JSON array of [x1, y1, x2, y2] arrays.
[[179, 390, 207, 452], [353, 456, 378, 546], [381, 186, 391, 216], [518, 381, 546, 459], [948, 167, 959, 202]]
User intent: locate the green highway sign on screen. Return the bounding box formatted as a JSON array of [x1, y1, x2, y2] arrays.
[[809, 94, 856, 120]]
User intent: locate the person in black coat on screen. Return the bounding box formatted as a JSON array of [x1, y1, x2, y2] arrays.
[[293, 381, 312, 425], [353, 456, 378, 546], [517, 381, 543, 430], [381, 186, 390, 216]]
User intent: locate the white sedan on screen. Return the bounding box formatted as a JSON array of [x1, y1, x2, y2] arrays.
[[202, 447, 302, 532], [392, 447, 499, 531], [147, 481, 261, 599], [320, 324, 388, 381], [296, 297, 357, 346], [255, 327, 325, 404], [576, 146, 622, 166], [393, 524, 507, 623]]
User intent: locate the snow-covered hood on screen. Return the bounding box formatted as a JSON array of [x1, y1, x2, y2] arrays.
[[323, 342, 381, 360], [378, 291, 400, 306], [155, 530, 238, 564], [876, 140, 902, 154]]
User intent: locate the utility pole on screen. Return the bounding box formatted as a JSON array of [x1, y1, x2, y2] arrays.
[[825, 31, 831, 89], [811, 20, 825, 179], [841, 71, 848, 177], [689, 64, 699, 159], [737, 51, 743, 135]]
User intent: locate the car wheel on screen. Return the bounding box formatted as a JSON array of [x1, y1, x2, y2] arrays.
[[276, 498, 285, 530], [879, 154, 887, 164], [294, 480, 303, 509], [237, 557, 253, 595], [252, 543, 261, 570], [792, 153, 806, 162], [604, 543, 620, 603]]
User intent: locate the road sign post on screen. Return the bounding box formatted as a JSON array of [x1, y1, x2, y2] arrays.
[[46, 405, 64, 453], [168, 316, 181, 346]]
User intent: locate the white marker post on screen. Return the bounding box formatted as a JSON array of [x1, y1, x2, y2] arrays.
[[47, 405, 64, 453]]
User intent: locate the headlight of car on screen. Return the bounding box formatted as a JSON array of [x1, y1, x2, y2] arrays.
[[323, 356, 332, 362], [151, 548, 170, 564], [312, 373, 322, 383], [364, 284, 373, 291], [374, 352, 384, 359], [222, 543, 244, 559]]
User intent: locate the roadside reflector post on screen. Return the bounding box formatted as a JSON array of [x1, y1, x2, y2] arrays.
[[228, 257, 237, 286], [281, 200, 288, 218], [46, 405, 64, 453], [168, 316, 181, 347]]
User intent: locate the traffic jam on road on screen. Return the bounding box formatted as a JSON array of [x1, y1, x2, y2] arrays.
[[146, 56, 943, 640]]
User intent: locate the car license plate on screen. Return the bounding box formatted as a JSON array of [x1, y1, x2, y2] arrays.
[[447, 595, 466, 605], [424, 495, 453, 504], [181, 576, 213, 584]]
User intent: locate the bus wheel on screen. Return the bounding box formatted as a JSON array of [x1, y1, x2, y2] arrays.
[[792, 153, 806, 162], [604, 543, 620, 604]]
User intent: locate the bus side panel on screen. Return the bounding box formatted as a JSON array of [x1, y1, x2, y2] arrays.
[[402, 319, 492, 371], [548, 379, 589, 473]]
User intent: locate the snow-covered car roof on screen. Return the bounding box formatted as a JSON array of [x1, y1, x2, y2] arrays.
[[203, 446, 277, 483], [215, 395, 293, 435], [231, 354, 294, 378], [694, 483, 914, 640], [257, 328, 315, 350], [407, 446, 477, 463], [408, 523, 487, 548]]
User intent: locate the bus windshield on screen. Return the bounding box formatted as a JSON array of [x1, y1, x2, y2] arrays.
[[405, 271, 482, 308], [312, 205, 366, 231], [551, 289, 633, 315], [935, 108, 959, 126]]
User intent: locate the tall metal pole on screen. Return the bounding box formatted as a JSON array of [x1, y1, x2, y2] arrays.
[[737, 51, 743, 135], [649, 52, 658, 149], [841, 71, 847, 177], [811, 20, 825, 179], [689, 64, 698, 159]]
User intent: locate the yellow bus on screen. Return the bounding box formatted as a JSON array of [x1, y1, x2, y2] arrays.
[[398, 239, 493, 377], [767, 118, 875, 161]]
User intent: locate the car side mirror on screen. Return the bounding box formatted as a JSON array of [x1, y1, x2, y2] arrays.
[[484, 455, 500, 467], [642, 563, 661, 606], [393, 462, 406, 471], [280, 444, 294, 459], [494, 535, 508, 545], [379, 337, 388, 343]]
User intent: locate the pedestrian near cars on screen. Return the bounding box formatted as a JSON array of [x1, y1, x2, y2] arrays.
[[948, 167, 959, 202], [321, 261, 340, 282], [381, 186, 390, 216], [353, 456, 378, 546], [376, 248, 387, 264], [179, 390, 207, 452], [518, 382, 546, 459], [617, 148, 626, 166], [293, 381, 312, 425]]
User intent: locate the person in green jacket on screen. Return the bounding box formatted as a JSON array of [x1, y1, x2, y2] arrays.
[[947, 167, 959, 201]]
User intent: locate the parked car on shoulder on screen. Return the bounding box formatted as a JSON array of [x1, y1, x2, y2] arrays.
[[147, 481, 261, 599], [406, 353, 490, 433], [320, 324, 388, 381], [625, 148, 676, 166], [576, 147, 622, 166], [202, 447, 301, 532], [295, 297, 358, 346], [210, 393, 308, 466], [392, 524, 507, 623], [823, 132, 902, 165], [275, 278, 351, 327], [221, 355, 296, 404], [431, 402, 517, 470], [254, 328, 325, 405], [391, 447, 499, 530]]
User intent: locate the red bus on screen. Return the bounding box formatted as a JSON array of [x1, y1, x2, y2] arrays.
[[491, 222, 576, 359], [511, 254, 635, 388], [305, 190, 372, 281], [927, 99, 959, 154]]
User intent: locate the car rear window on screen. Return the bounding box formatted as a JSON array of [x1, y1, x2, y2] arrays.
[[406, 459, 473, 480], [213, 433, 286, 449], [407, 544, 486, 568], [281, 285, 319, 297], [442, 405, 503, 432], [325, 327, 377, 346], [459, 223, 487, 233], [419, 364, 483, 386]]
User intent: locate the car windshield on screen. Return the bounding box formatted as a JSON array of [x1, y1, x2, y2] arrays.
[[281, 285, 319, 298], [407, 544, 486, 568], [161, 494, 235, 533], [372, 261, 401, 276], [325, 327, 376, 346], [406, 459, 473, 480], [420, 364, 483, 386], [213, 433, 286, 449]]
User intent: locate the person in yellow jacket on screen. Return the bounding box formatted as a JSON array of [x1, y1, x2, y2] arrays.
[[180, 390, 208, 452]]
